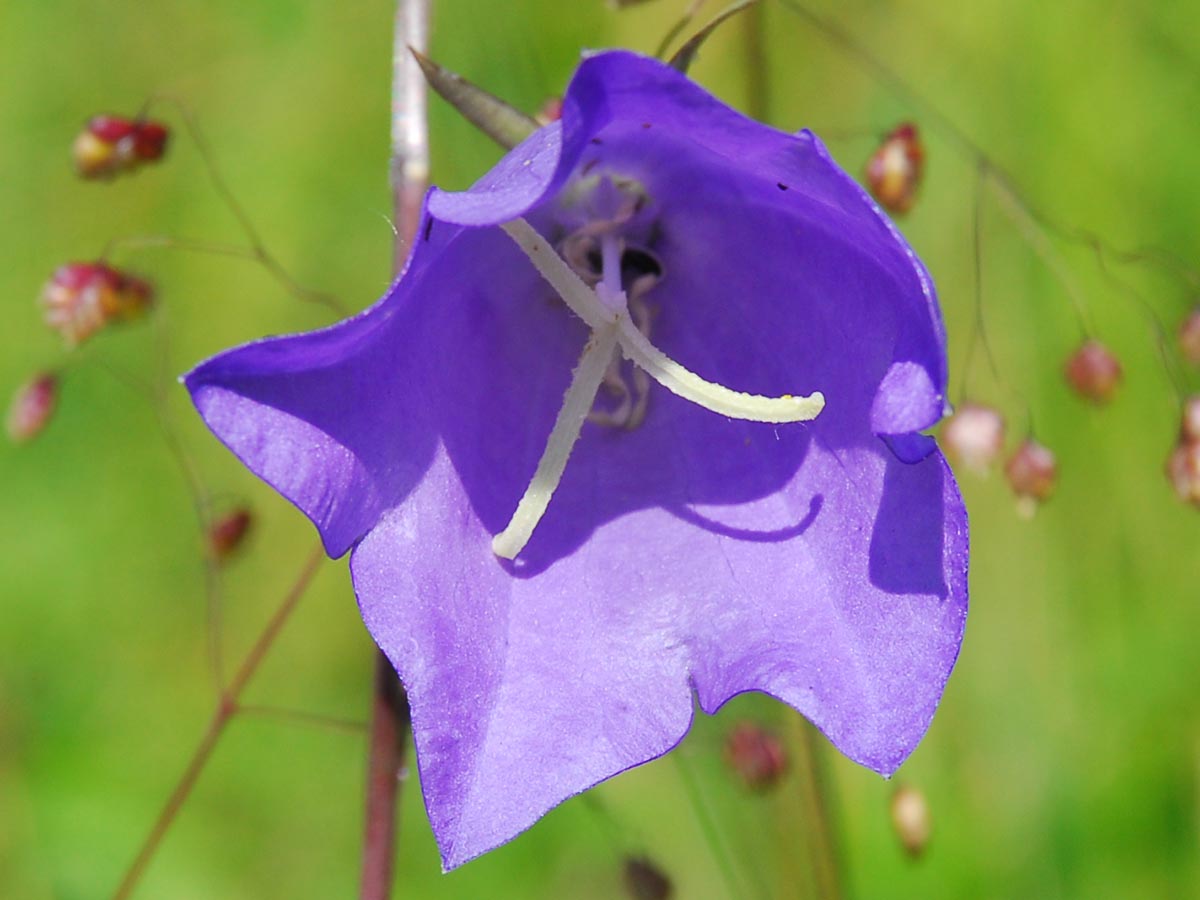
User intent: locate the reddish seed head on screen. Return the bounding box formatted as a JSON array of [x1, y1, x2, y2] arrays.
[[1166, 440, 1200, 506], [1063, 339, 1122, 404], [132, 121, 169, 161], [208, 508, 254, 562], [41, 262, 154, 346], [73, 114, 169, 179], [940, 403, 1006, 475], [622, 857, 672, 900], [1178, 306, 1200, 366], [890, 784, 932, 858], [723, 720, 788, 790], [1005, 439, 1057, 517], [1180, 396, 1200, 444], [6, 373, 59, 444], [865, 122, 924, 215]]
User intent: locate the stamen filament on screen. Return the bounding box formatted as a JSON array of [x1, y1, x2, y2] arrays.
[[501, 219, 613, 330], [616, 312, 825, 422], [492, 326, 620, 559]]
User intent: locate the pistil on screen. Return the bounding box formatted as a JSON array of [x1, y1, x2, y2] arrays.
[[492, 215, 826, 559]]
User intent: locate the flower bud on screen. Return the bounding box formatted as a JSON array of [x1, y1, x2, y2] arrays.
[[41, 262, 155, 346], [207, 507, 254, 562], [6, 373, 59, 444], [1178, 306, 1200, 366], [940, 403, 1006, 475], [1063, 339, 1122, 404], [723, 720, 788, 790], [72, 115, 169, 179], [622, 857, 672, 900], [865, 123, 924, 215], [890, 784, 931, 858], [1004, 438, 1057, 517], [1166, 439, 1200, 506]]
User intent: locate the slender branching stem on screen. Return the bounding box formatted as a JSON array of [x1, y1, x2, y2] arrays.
[[111, 546, 326, 900], [359, 3, 429, 898]]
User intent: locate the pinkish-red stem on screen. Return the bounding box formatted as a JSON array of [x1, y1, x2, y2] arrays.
[[111, 545, 325, 900], [359, 2, 429, 898]]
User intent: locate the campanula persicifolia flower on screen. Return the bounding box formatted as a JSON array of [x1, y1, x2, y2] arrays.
[[41, 262, 154, 346], [72, 114, 169, 180], [186, 51, 967, 868]]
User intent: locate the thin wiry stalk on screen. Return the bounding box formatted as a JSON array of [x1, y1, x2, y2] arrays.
[[777, 0, 1193, 375], [111, 545, 326, 900], [144, 94, 348, 316], [359, 3, 428, 898]]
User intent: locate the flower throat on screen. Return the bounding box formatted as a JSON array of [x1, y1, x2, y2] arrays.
[[490, 176, 826, 561]]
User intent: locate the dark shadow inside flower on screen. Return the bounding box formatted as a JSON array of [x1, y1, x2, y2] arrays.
[[665, 493, 824, 542], [869, 454, 949, 598]]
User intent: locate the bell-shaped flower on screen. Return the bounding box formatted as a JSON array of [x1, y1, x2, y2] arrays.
[[185, 50, 968, 869]]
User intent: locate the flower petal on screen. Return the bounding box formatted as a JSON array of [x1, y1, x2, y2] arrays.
[[354, 434, 966, 869], [185, 218, 585, 557]]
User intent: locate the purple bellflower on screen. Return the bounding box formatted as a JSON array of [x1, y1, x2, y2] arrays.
[[186, 50, 967, 869]]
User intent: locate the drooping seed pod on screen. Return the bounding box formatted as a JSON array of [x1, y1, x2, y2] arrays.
[[1165, 440, 1200, 506], [1063, 339, 1122, 404], [207, 507, 254, 562], [865, 122, 924, 215], [940, 403, 1006, 475], [40, 262, 155, 346], [6, 372, 59, 444], [623, 856, 673, 900], [1181, 396, 1200, 444], [890, 784, 932, 858], [723, 720, 788, 791], [1005, 438, 1057, 517], [1177, 306, 1200, 366], [72, 114, 169, 180]]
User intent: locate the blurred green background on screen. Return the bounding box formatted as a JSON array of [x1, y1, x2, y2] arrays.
[[2, 0, 1198, 897]]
